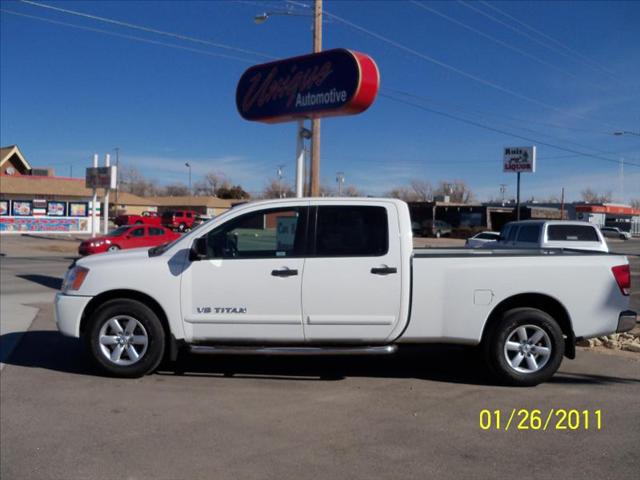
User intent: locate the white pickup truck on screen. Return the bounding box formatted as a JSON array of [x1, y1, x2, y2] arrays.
[[55, 198, 636, 386]]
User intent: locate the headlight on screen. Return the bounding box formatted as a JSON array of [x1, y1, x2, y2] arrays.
[[62, 266, 90, 292]]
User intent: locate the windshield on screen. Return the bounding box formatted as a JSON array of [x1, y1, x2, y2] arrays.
[[108, 226, 130, 237]]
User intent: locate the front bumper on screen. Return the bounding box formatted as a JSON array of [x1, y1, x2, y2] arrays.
[[616, 310, 638, 333], [54, 293, 93, 338]]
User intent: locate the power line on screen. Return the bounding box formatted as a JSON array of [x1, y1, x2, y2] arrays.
[[378, 92, 640, 168], [19, 0, 276, 60], [1, 9, 257, 63], [479, 1, 620, 80], [459, 1, 623, 84], [383, 86, 613, 136], [323, 8, 626, 130], [410, 1, 608, 92], [382, 87, 616, 156]]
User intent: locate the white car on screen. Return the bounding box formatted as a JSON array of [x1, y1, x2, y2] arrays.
[[55, 199, 636, 386], [600, 226, 632, 240], [494, 220, 609, 253], [465, 231, 500, 248]]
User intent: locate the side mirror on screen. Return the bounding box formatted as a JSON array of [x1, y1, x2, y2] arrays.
[[189, 237, 208, 261]]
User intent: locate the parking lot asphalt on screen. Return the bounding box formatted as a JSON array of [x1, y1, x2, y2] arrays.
[[1, 235, 639, 479]]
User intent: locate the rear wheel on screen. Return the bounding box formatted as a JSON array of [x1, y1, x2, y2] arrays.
[[85, 299, 165, 377], [107, 245, 120, 252], [178, 223, 186, 232], [484, 308, 564, 386]]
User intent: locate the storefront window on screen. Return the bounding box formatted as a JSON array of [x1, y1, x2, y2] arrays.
[[69, 202, 88, 217], [12, 201, 32, 216]]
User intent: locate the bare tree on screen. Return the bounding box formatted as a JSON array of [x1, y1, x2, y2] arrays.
[[410, 180, 432, 201], [343, 185, 361, 197], [162, 183, 190, 196], [385, 186, 420, 202], [630, 198, 640, 209], [581, 188, 612, 203], [262, 179, 294, 199], [434, 180, 474, 203], [194, 171, 230, 196], [118, 165, 158, 197]]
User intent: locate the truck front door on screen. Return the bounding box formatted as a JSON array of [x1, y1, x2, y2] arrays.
[[182, 205, 308, 342], [301, 204, 403, 342]]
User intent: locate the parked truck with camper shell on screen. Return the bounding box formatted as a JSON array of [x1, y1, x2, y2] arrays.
[[55, 198, 636, 386]]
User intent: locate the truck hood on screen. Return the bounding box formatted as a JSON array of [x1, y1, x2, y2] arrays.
[[76, 247, 151, 268]]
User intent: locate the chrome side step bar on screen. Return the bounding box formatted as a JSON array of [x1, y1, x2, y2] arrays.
[[189, 345, 398, 356]]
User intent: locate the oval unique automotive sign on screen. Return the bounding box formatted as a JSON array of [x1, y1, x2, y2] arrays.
[[236, 48, 380, 123]]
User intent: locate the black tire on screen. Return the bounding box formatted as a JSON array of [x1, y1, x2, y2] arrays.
[[135, 220, 143, 224], [178, 223, 186, 232], [483, 308, 564, 386], [85, 299, 165, 378], [107, 245, 120, 252]]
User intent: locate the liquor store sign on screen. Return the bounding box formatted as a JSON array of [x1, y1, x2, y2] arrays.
[[236, 48, 380, 123], [503, 146, 536, 173]]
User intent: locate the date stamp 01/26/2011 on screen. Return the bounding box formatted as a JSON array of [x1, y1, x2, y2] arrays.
[[480, 409, 603, 431]]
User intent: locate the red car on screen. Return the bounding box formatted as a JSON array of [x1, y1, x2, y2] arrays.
[[114, 210, 162, 227], [161, 210, 198, 232], [78, 225, 180, 256]]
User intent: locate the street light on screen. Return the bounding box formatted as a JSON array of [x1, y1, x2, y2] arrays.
[[185, 162, 192, 196], [255, 1, 323, 197]]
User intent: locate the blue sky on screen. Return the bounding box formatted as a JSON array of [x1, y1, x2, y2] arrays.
[[1, 0, 639, 201]]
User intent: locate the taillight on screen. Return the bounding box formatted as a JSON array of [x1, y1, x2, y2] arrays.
[[612, 264, 630, 296]]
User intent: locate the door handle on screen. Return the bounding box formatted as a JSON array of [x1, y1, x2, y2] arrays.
[[271, 268, 298, 277], [371, 266, 397, 275]]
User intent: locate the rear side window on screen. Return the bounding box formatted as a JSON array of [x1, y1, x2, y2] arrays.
[[477, 233, 499, 240], [547, 225, 599, 241], [149, 227, 165, 236], [516, 225, 540, 243], [130, 228, 145, 237], [314, 206, 388, 257]]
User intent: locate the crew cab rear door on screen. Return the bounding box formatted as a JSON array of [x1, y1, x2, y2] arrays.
[[301, 203, 403, 342]]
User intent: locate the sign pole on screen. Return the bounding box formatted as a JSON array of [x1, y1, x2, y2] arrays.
[[516, 172, 521, 221], [309, 0, 323, 196], [103, 154, 110, 235], [295, 120, 305, 198], [91, 154, 98, 238]]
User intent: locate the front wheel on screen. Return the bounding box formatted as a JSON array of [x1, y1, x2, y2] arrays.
[[178, 223, 186, 232], [483, 308, 564, 386], [107, 245, 120, 252], [85, 299, 166, 377]]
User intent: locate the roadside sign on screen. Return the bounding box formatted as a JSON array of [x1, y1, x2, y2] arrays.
[[503, 146, 536, 173], [236, 48, 380, 123], [86, 166, 117, 189]]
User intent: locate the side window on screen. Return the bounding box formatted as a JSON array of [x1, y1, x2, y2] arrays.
[[314, 206, 388, 257], [186, 212, 192, 218], [130, 228, 145, 237], [149, 227, 164, 236], [506, 226, 518, 242], [547, 225, 599, 241], [516, 225, 540, 243], [204, 207, 307, 259]]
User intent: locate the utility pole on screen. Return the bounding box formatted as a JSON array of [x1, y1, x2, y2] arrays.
[[560, 187, 565, 220], [91, 154, 98, 238], [114, 147, 120, 206], [309, 0, 322, 196], [336, 172, 345, 196], [277, 164, 285, 198], [499, 184, 507, 206], [185, 162, 192, 196], [516, 172, 521, 221], [103, 154, 110, 234], [620, 157, 624, 203]]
